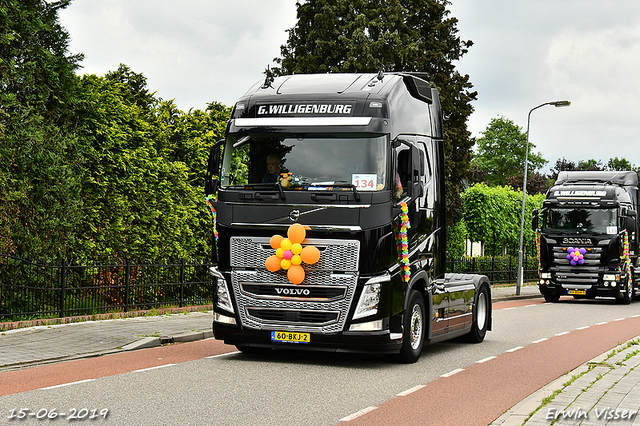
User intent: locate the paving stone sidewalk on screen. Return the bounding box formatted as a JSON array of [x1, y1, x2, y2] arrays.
[[493, 336, 640, 426], [0, 311, 213, 372]]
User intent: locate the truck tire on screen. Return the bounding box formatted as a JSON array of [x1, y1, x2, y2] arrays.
[[464, 285, 489, 343], [617, 277, 632, 305], [397, 290, 426, 363], [544, 293, 561, 303]]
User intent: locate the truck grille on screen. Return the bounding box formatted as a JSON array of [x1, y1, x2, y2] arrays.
[[230, 236, 360, 333], [551, 246, 603, 285]]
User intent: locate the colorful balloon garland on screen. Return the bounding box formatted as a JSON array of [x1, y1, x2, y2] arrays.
[[394, 202, 411, 282], [205, 195, 219, 256], [620, 230, 632, 285], [535, 229, 542, 273], [265, 223, 320, 284]]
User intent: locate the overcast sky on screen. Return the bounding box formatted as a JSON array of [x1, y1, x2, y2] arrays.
[[58, 0, 640, 173]]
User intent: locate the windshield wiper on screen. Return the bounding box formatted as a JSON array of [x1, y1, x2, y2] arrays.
[[225, 182, 286, 200], [310, 181, 360, 202]]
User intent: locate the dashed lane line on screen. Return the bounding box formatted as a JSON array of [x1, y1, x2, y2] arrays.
[[477, 356, 497, 364], [206, 351, 240, 359], [397, 385, 426, 397], [40, 379, 95, 390], [441, 368, 464, 378], [132, 364, 176, 373], [339, 406, 377, 422]]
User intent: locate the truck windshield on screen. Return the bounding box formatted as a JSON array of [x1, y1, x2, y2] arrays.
[[220, 134, 388, 190], [543, 207, 617, 234]]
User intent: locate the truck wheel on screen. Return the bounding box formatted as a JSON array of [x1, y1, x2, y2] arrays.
[[465, 285, 489, 343], [397, 291, 426, 363], [617, 277, 632, 305], [544, 293, 561, 303]]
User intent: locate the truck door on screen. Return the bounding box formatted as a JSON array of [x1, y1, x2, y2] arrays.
[[396, 137, 449, 336]]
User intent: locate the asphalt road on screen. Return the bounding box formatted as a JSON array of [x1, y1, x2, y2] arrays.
[[1, 297, 639, 425]]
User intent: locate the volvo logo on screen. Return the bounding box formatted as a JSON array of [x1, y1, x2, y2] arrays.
[[289, 209, 300, 222], [562, 238, 592, 245], [275, 287, 310, 296]]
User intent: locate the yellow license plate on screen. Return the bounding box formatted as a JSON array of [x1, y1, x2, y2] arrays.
[[271, 331, 310, 344], [568, 290, 587, 295]]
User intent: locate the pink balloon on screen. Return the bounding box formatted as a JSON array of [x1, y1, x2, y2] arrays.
[[283, 250, 293, 260]]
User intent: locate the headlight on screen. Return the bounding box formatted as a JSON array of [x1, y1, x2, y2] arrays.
[[214, 312, 237, 325], [353, 273, 389, 320], [603, 274, 619, 281], [209, 267, 235, 314], [541, 272, 551, 279], [349, 320, 383, 332]]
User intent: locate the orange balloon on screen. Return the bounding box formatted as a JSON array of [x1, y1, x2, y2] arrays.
[[300, 246, 320, 265], [288, 264, 305, 284], [270, 234, 284, 250], [288, 223, 306, 244], [265, 255, 281, 272]]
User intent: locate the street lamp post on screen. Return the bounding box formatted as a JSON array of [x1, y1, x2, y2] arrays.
[[516, 100, 571, 295]]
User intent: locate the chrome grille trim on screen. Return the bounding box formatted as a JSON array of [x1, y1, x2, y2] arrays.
[[245, 307, 341, 327], [230, 236, 360, 334], [240, 283, 347, 302], [230, 236, 360, 271]]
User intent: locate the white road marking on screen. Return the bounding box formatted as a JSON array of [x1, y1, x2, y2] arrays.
[[506, 346, 524, 353], [132, 364, 176, 373], [41, 379, 95, 390], [532, 338, 548, 344], [477, 356, 496, 364], [441, 368, 464, 377], [340, 406, 377, 422], [397, 385, 425, 396], [206, 351, 241, 359]]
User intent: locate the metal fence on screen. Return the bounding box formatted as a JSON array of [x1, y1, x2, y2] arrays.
[[446, 254, 539, 285], [0, 254, 214, 322], [1, 252, 537, 322]]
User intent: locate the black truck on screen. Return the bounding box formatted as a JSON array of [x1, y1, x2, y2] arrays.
[[534, 171, 639, 303], [204, 72, 491, 362]]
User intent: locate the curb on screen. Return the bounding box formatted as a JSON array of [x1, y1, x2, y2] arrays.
[[121, 330, 215, 351], [0, 305, 213, 332]]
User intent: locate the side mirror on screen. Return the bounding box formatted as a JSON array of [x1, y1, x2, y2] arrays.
[[626, 209, 637, 236], [204, 139, 224, 195], [531, 209, 539, 231], [205, 179, 219, 195]]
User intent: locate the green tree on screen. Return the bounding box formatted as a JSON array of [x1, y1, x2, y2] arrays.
[[0, 0, 85, 256], [607, 157, 636, 171], [273, 0, 477, 223], [75, 65, 230, 259], [472, 117, 547, 188], [462, 184, 543, 257]]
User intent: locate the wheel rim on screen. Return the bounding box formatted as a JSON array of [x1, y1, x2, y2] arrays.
[[410, 303, 423, 350], [476, 291, 487, 330]]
